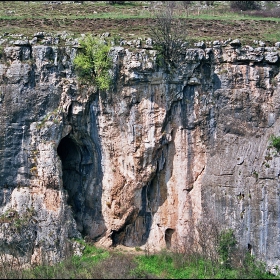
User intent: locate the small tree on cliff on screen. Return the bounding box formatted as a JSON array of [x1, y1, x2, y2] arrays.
[[73, 34, 113, 91], [149, 1, 188, 71]]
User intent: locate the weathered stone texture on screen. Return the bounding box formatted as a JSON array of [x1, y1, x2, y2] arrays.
[[1, 38, 280, 271]]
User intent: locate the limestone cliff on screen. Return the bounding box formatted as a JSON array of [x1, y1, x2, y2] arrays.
[[1, 34, 280, 271]]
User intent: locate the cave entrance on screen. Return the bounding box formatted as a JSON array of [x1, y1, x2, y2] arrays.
[[57, 136, 84, 232], [165, 228, 175, 249]]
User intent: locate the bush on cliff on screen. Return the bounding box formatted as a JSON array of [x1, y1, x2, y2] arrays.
[[217, 229, 237, 268], [74, 34, 113, 90], [149, 1, 188, 70], [269, 134, 280, 152]]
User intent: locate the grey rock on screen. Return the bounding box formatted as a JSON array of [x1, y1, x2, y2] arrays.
[[30, 37, 38, 45], [101, 32, 110, 38], [194, 41, 206, 49], [1, 39, 280, 273], [33, 32, 45, 38], [230, 39, 241, 47], [264, 52, 278, 63], [13, 40, 30, 46], [120, 40, 126, 46], [188, 77, 200, 85], [145, 38, 153, 46]]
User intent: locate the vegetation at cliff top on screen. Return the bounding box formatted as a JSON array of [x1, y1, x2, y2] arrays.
[[0, 1, 280, 45], [149, 1, 189, 70], [73, 34, 113, 90]]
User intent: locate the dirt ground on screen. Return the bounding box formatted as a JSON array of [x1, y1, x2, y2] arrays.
[[0, 16, 278, 45], [0, 1, 279, 45]]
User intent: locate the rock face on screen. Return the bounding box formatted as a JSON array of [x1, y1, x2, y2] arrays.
[[1, 37, 280, 270]]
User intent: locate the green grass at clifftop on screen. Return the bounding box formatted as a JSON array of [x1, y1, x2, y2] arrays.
[[0, 1, 280, 45], [0, 1, 149, 20]]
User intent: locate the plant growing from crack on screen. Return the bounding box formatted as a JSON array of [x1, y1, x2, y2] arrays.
[[148, 1, 188, 72], [217, 229, 237, 268], [269, 134, 280, 153], [73, 34, 113, 91]]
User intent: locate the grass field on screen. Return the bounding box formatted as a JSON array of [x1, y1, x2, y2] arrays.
[[0, 240, 278, 279], [0, 1, 280, 45]]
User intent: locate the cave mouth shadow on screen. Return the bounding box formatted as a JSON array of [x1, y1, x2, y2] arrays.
[[57, 135, 84, 233], [57, 133, 106, 241]]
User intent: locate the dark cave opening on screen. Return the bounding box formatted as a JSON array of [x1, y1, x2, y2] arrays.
[[165, 228, 175, 249], [57, 136, 84, 233]]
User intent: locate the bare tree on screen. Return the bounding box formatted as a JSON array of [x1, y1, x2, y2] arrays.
[[107, 1, 125, 4], [230, 1, 261, 11], [149, 1, 188, 70]]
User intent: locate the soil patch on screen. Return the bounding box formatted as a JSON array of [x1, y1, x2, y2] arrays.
[[0, 17, 278, 45]]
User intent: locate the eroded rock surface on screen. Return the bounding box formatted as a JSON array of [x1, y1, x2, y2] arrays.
[[1, 37, 280, 271]]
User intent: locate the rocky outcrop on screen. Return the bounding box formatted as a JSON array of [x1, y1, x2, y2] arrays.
[[1, 34, 280, 271]]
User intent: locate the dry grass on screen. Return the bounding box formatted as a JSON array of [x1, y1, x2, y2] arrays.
[[0, 1, 279, 45]]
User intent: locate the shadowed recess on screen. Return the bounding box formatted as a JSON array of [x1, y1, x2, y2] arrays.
[[57, 136, 84, 233]]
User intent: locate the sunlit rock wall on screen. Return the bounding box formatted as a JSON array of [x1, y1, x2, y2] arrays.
[[1, 36, 280, 270]]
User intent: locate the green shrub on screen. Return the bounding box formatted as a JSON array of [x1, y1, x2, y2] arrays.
[[230, 1, 261, 11], [73, 34, 113, 90], [0, 45, 4, 59], [239, 253, 268, 279], [218, 229, 237, 268], [107, 1, 125, 4], [0, 240, 277, 279], [269, 134, 280, 152]]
